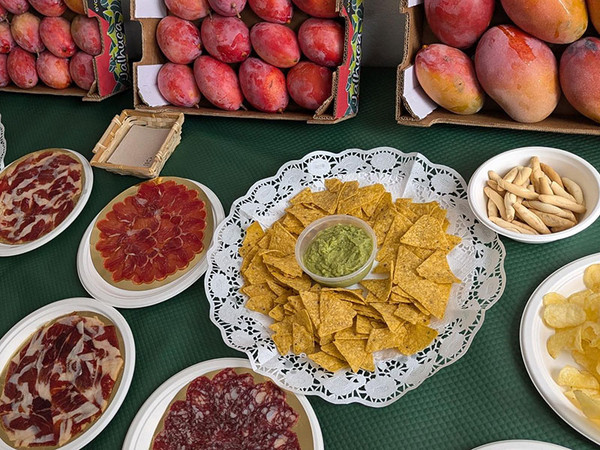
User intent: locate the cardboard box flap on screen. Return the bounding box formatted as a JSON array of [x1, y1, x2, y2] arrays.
[[399, 65, 437, 120], [135, 0, 166, 18], [137, 65, 169, 107]]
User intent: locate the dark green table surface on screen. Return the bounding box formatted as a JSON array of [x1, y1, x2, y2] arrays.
[[1, 67, 600, 450]]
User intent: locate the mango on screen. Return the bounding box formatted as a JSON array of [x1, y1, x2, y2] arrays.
[[0, 0, 28, 15], [207, 0, 246, 16], [588, 0, 600, 34], [11, 13, 45, 54], [70, 50, 94, 90], [424, 0, 494, 49], [156, 16, 201, 65], [0, 54, 7, 87], [250, 23, 299, 68], [501, 0, 587, 44], [298, 18, 343, 67], [7, 47, 37, 88], [165, 0, 210, 20], [287, 61, 332, 110], [248, 0, 293, 24], [29, 0, 66, 16], [64, 0, 84, 14], [239, 57, 288, 112], [71, 15, 102, 56], [157, 63, 201, 107], [193, 55, 243, 111], [415, 44, 484, 115], [475, 25, 560, 123], [0, 22, 14, 54], [40, 17, 76, 59], [37, 51, 71, 89], [0, 5, 7, 20], [560, 37, 600, 123], [201, 15, 250, 63], [292, 0, 337, 18]]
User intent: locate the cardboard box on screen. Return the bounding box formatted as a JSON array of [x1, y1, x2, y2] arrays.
[[396, 0, 600, 135], [131, 0, 363, 124], [0, 0, 130, 101]]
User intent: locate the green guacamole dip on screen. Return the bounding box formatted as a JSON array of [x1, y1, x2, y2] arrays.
[[303, 224, 373, 278]]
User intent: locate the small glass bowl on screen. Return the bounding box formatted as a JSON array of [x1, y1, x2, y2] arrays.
[[295, 214, 377, 288]]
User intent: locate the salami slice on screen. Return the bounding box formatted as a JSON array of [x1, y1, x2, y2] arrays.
[[153, 368, 300, 450], [0, 150, 83, 244], [95, 179, 208, 284], [0, 314, 124, 448]]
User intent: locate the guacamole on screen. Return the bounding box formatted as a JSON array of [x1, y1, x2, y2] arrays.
[[303, 224, 373, 278]]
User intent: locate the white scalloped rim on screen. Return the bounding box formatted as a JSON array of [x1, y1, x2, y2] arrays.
[[204, 147, 506, 407]]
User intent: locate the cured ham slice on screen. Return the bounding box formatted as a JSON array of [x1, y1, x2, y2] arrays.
[[153, 368, 300, 450], [0, 151, 83, 244], [95, 179, 207, 284], [0, 314, 124, 448]]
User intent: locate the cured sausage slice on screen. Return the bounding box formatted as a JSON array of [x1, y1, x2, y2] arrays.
[[0, 150, 83, 244], [153, 369, 300, 450], [95, 179, 207, 284], [0, 314, 124, 447]]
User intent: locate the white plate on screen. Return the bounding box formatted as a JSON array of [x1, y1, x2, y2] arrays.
[[123, 357, 323, 450], [0, 297, 135, 450], [0, 149, 93, 257], [77, 181, 224, 308], [521, 252, 600, 446], [472, 440, 570, 450]]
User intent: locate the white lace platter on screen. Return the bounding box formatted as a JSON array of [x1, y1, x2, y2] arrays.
[[204, 147, 507, 407], [0, 113, 6, 170]]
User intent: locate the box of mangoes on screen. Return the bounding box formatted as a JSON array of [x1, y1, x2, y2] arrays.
[[396, 0, 600, 135], [0, 0, 129, 100], [131, 0, 362, 124]]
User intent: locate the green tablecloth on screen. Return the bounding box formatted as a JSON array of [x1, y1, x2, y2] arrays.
[[1, 68, 599, 450]]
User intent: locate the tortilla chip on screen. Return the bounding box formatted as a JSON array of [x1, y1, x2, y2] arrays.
[[311, 189, 339, 214], [240, 222, 264, 257], [370, 302, 405, 333], [269, 222, 297, 255], [289, 187, 313, 205], [266, 280, 289, 297], [372, 205, 396, 244], [293, 309, 314, 335], [246, 295, 274, 315], [293, 322, 315, 354], [334, 338, 368, 373], [360, 354, 375, 372], [441, 234, 462, 252], [335, 327, 369, 340], [390, 292, 411, 304], [241, 283, 275, 299], [287, 203, 326, 227], [357, 184, 386, 218], [321, 288, 365, 304], [352, 303, 383, 319], [398, 323, 438, 355], [356, 315, 373, 334], [270, 322, 292, 355], [360, 277, 392, 302], [319, 295, 357, 336], [299, 291, 321, 328], [281, 213, 305, 236], [263, 253, 303, 278], [308, 351, 348, 372], [400, 215, 445, 249], [397, 272, 449, 319], [416, 250, 461, 284], [269, 304, 286, 321], [393, 245, 423, 282], [324, 178, 343, 193], [394, 303, 430, 325], [270, 269, 312, 292]]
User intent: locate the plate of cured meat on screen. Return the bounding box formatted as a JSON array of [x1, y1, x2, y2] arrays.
[[77, 176, 224, 308], [0, 297, 135, 449], [0, 149, 93, 257], [123, 357, 323, 450]]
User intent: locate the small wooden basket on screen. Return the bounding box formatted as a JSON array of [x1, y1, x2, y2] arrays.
[[91, 110, 184, 178]]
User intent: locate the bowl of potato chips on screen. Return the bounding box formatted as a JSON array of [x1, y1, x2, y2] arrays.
[[468, 146, 600, 244]]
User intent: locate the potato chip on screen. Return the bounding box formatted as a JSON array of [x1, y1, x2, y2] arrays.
[[568, 289, 593, 307], [547, 326, 583, 358], [543, 303, 587, 328], [574, 390, 600, 420], [398, 323, 438, 355], [557, 366, 600, 390], [240, 221, 264, 257], [246, 295, 274, 315], [400, 215, 445, 249], [543, 292, 567, 306], [584, 264, 600, 292], [308, 351, 348, 372], [292, 322, 315, 354], [334, 338, 368, 372], [319, 296, 357, 336], [416, 250, 461, 284]]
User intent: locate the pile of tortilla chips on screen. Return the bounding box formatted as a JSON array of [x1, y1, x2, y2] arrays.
[[239, 178, 462, 373]]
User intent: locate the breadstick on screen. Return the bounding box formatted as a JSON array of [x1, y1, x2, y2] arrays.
[[497, 179, 539, 199], [561, 177, 584, 205], [515, 167, 532, 187], [487, 198, 499, 218], [550, 181, 577, 203], [489, 216, 538, 235], [514, 203, 551, 234], [522, 200, 577, 221], [538, 194, 587, 214], [503, 167, 519, 183], [504, 192, 516, 222], [538, 176, 554, 195], [487, 171, 505, 193], [530, 156, 541, 173], [529, 209, 576, 228], [484, 186, 508, 220], [487, 180, 501, 192], [541, 163, 564, 188], [551, 223, 576, 232]]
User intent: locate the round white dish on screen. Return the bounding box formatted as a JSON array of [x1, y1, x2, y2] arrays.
[[468, 146, 600, 244], [0, 297, 135, 450], [123, 357, 323, 450], [472, 440, 570, 450], [77, 181, 224, 308], [0, 149, 93, 257], [521, 252, 600, 446], [205, 147, 506, 407]]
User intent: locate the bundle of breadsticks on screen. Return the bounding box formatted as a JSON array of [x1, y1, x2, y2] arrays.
[[484, 156, 586, 235]]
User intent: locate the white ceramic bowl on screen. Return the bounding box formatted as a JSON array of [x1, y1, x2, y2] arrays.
[[467, 146, 600, 244]]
